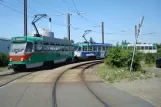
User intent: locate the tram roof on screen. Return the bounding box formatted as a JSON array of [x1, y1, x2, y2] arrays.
[[75, 43, 112, 46], [11, 36, 72, 45]]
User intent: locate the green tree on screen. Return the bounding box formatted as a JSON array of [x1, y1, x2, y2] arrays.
[[70, 39, 74, 43], [0, 53, 9, 67], [63, 37, 68, 40], [144, 53, 156, 64], [121, 40, 130, 45], [63, 37, 74, 43], [105, 44, 142, 71], [157, 44, 161, 58]]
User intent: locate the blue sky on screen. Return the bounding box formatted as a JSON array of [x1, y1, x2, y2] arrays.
[[0, 0, 161, 44]]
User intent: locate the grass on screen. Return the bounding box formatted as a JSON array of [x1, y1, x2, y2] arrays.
[[0, 67, 8, 72], [141, 61, 155, 67], [96, 64, 153, 83]]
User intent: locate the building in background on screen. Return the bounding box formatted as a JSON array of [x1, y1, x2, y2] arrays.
[[0, 37, 11, 54]]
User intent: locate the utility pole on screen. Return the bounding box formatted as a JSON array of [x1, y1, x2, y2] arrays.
[[130, 16, 144, 71], [24, 0, 27, 36], [49, 18, 52, 31], [102, 22, 104, 44], [67, 13, 70, 41], [56, 12, 86, 41], [130, 25, 138, 71]]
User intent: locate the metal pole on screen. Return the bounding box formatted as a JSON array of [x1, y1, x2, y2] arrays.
[[24, 0, 27, 36], [67, 13, 70, 41], [102, 22, 104, 44], [130, 25, 138, 71]]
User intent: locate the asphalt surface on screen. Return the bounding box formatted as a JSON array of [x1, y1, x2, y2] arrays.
[[0, 70, 14, 76], [0, 61, 156, 107]]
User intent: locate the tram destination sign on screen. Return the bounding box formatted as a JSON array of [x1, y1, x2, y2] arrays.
[[12, 37, 26, 42]]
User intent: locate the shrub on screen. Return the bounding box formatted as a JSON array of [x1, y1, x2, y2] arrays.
[[0, 52, 9, 67], [105, 45, 142, 71], [144, 53, 156, 64], [127, 52, 143, 71]]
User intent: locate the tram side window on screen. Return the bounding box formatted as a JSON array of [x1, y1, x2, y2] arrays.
[[98, 46, 101, 51], [34, 42, 42, 51], [70, 45, 72, 51], [93, 46, 97, 51], [62, 45, 65, 51], [88, 46, 92, 51], [55, 44, 59, 51], [149, 46, 152, 50], [50, 43, 55, 51], [58, 45, 61, 51], [83, 46, 88, 51], [136, 46, 140, 50], [123, 47, 127, 49], [70, 45, 74, 51], [65, 45, 68, 51], [68, 45, 70, 51], [60, 45, 63, 51], [145, 46, 148, 50], [67, 45, 70, 51], [153, 46, 156, 50], [64, 45, 67, 51], [25, 42, 33, 52], [72, 46, 74, 51], [102, 46, 105, 51], [43, 43, 49, 51], [141, 46, 144, 50], [64, 45, 68, 51], [63, 45, 65, 51], [77, 46, 81, 51], [129, 46, 133, 49]]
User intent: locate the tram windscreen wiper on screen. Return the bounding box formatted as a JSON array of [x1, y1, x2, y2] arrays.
[[14, 49, 20, 53]]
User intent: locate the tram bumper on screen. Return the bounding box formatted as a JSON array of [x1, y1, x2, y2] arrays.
[[8, 64, 13, 69]]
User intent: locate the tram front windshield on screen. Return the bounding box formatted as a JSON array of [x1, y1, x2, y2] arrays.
[[74, 46, 79, 51], [10, 42, 33, 53]]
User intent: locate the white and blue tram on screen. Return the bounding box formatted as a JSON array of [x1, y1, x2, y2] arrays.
[[74, 43, 112, 60]]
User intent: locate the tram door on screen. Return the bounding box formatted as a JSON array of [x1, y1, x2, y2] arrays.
[[100, 46, 105, 58]]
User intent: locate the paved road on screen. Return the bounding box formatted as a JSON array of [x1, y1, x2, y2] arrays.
[[56, 67, 104, 107], [0, 70, 14, 76], [0, 61, 95, 107], [0, 61, 156, 107]]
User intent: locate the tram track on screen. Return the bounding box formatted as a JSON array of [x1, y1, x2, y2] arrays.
[[0, 60, 90, 88], [0, 71, 34, 88], [81, 62, 110, 107], [52, 60, 109, 107], [0, 61, 74, 88]]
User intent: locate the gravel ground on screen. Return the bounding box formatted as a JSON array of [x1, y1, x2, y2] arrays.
[[112, 67, 161, 107]]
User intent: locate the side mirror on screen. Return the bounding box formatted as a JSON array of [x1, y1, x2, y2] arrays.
[[8, 46, 10, 50]]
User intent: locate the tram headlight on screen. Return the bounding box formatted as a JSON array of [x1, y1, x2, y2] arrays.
[[9, 58, 12, 62], [21, 58, 24, 61]]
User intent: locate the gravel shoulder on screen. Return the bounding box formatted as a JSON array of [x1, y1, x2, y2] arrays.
[[86, 65, 154, 107], [112, 67, 161, 107]]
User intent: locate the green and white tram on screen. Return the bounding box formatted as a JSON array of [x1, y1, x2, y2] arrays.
[[120, 43, 157, 53], [8, 32, 74, 71]]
